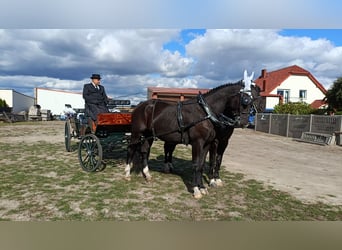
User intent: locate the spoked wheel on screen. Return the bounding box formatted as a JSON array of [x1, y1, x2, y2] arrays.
[[64, 120, 72, 152], [78, 134, 103, 172]]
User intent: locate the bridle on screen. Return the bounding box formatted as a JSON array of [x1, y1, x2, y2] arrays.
[[197, 88, 253, 128]]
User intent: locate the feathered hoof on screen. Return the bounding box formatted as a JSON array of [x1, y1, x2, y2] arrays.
[[193, 187, 203, 199], [124, 176, 131, 181], [145, 176, 153, 183], [200, 188, 209, 195], [216, 179, 223, 187], [209, 179, 217, 188]]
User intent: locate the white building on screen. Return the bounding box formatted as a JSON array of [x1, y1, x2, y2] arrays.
[[35, 88, 85, 116], [0, 89, 35, 113], [254, 65, 327, 110]]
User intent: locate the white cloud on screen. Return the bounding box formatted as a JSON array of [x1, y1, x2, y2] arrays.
[[1, 28, 342, 105], [186, 29, 342, 87], [159, 50, 194, 77]]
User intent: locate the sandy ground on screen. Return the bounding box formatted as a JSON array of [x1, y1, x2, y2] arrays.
[[2, 121, 341, 206], [223, 128, 342, 205]]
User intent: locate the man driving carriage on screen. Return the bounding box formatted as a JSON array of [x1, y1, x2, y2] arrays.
[[81, 74, 109, 134]]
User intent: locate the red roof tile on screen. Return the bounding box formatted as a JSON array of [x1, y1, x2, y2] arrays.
[[254, 65, 327, 95], [310, 99, 326, 109]]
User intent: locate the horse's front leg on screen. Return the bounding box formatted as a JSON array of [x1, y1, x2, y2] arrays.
[[208, 139, 218, 187], [192, 144, 210, 199], [213, 153, 224, 187], [164, 142, 176, 173], [212, 136, 230, 187]]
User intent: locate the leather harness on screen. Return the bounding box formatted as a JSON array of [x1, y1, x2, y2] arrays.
[[146, 91, 243, 144]]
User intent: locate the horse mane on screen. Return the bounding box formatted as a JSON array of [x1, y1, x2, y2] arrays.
[[203, 80, 244, 97], [178, 80, 245, 105]]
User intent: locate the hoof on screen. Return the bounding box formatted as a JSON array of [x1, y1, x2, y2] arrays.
[[193, 187, 203, 199], [145, 176, 153, 183], [209, 179, 217, 188], [124, 176, 131, 181], [163, 165, 171, 174], [216, 179, 223, 187], [163, 163, 174, 174], [200, 188, 209, 195]]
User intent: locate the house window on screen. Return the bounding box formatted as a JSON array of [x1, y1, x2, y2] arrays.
[[299, 90, 307, 101], [277, 89, 290, 103]]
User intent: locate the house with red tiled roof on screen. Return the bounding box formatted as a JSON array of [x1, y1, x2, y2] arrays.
[[254, 65, 327, 110]]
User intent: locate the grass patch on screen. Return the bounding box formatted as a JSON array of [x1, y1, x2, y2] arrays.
[[0, 121, 341, 221]]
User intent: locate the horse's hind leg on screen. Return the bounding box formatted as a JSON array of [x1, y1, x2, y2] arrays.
[[164, 142, 176, 173], [125, 143, 137, 181], [141, 138, 153, 182]]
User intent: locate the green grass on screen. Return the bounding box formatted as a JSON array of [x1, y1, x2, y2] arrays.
[[0, 121, 341, 221]]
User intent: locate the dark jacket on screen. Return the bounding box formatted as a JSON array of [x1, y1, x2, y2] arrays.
[[83, 83, 109, 121]]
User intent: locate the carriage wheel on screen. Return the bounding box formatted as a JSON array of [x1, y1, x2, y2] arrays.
[[78, 134, 103, 172], [64, 120, 72, 152]]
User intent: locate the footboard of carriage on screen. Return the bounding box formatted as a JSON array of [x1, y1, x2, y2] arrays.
[[64, 100, 133, 172]]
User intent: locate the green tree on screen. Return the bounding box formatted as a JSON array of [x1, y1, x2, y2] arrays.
[[0, 98, 9, 108], [324, 77, 342, 113], [273, 102, 315, 115]]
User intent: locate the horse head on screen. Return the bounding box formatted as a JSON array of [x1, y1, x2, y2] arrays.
[[233, 70, 261, 127]]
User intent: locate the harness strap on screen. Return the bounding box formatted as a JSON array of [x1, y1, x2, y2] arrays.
[[177, 102, 185, 131], [141, 102, 210, 144], [137, 91, 240, 145], [150, 99, 158, 139], [197, 93, 237, 127], [177, 102, 187, 143]]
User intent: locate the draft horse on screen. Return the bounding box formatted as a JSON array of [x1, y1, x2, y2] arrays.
[[125, 81, 255, 199], [163, 83, 262, 188]]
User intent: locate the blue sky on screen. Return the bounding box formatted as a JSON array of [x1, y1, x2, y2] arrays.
[[163, 29, 206, 54], [279, 29, 342, 46]]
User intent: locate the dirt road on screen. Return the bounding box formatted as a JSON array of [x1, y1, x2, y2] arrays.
[[223, 128, 342, 205]]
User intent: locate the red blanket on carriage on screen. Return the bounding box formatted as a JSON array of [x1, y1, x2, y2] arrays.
[[97, 113, 132, 126]]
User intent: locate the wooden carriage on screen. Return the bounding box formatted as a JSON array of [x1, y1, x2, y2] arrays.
[[64, 100, 133, 172]]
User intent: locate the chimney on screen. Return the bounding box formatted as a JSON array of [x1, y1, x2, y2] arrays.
[[261, 69, 267, 92], [261, 69, 267, 78], [262, 80, 266, 92]]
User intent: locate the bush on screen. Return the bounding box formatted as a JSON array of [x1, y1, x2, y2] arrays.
[[273, 102, 315, 115]]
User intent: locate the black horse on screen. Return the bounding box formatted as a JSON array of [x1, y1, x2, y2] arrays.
[[125, 81, 256, 199], [163, 83, 262, 188]]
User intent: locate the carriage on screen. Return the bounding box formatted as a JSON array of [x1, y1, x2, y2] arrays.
[[64, 100, 133, 172]]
